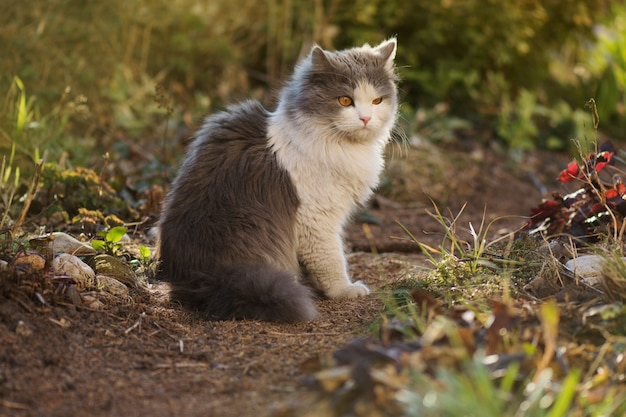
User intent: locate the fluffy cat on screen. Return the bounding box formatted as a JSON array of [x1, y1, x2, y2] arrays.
[[157, 38, 399, 323]]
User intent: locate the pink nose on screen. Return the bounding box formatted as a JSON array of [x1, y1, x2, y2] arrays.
[[360, 116, 371, 126]]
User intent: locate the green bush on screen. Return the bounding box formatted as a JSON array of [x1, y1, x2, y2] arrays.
[[0, 0, 621, 161], [332, 0, 610, 111], [585, 2, 626, 136]]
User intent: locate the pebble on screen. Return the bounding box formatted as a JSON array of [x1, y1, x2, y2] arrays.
[[97, 275, 130, 297], [51, 232, 97, 255], [563, 254, 626, 286], [51, 253, 96, 290]]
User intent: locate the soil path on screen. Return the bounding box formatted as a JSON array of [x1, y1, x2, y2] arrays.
[[0, 146, 563, 417], [0, 253, 419, 417]]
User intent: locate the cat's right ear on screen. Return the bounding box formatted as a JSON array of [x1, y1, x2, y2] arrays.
[[311, 46, 332, 72], [375, 38, 397, 72]]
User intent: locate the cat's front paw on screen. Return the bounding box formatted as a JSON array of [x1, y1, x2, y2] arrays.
[[328, 281, 370, 299]]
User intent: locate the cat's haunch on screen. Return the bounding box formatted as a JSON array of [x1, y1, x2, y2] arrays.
[[157, 39, 399, 323]]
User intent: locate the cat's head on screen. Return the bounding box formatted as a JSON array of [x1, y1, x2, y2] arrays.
[[281, 39, 399, 144]]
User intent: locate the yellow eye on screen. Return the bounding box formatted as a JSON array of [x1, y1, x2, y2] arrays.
[[338, 96, 353, 107], [372, 97, 383, 105]]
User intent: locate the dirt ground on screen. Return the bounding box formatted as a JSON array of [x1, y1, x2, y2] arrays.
[[0, 144, 569, 417]]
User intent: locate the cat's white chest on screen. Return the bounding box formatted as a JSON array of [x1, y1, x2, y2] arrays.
[[268, 118, 386, 219]]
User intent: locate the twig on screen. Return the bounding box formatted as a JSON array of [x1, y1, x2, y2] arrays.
[[125, 312, 145, 334], [265, 330, 346, 337], [153, 362, 210, 370], [10, 294, 35, 313], [0, 399, 30, 410]]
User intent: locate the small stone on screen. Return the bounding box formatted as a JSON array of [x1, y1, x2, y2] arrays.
[[51, 232, 97, 255], [51, 254, 96, 290], [82, 294, 105, 310], [564, 255, 619, 286], [97, 275, 130, 297], [15, 253, 46, 273], [15, 320, 33, 337], [93, 254, 138, 287]]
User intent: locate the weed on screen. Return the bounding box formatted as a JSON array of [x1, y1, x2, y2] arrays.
[[0, 145, 19, 230], [92, 226, 127, 256], [395, 201, 531, 308]]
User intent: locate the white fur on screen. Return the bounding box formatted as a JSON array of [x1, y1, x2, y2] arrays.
[[267, 58, 397, 299]]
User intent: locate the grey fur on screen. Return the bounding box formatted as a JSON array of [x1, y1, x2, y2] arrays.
[[157, 100, 317, 322]]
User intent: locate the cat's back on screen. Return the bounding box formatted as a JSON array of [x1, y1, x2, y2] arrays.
[[172, 100, 277, 196], [192, 99, 269, 155], [159, 99, 299, 274]]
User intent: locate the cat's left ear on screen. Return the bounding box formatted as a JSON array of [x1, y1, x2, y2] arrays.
[[310, 46, 332, 72], [375, 38, 397, 70]]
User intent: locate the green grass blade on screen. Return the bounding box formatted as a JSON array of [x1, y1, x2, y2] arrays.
[[546, 369, 580, 417]]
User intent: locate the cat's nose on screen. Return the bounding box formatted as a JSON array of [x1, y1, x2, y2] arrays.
[[360, 116, 371, 126]]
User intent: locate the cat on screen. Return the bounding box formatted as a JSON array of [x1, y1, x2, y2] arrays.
[[156, 38, 399, 323]]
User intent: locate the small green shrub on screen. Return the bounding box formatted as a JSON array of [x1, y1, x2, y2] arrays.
[[92, 226, 127, 256]]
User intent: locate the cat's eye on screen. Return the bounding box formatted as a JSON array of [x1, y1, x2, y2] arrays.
[[338, 96, 353, 107], [372, 97, 383, 105]]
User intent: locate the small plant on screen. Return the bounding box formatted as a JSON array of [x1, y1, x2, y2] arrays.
[[399, 200, 515, 275], [1, 77, 85, 172], [130, 244, 153, 271], [92, 226, 127, 256], [394, 202, 531, 309], [400, 357, 586, 417], [138, 245, 151, 265], [398, 201, 520, 273], [0, 145, 19, 230]]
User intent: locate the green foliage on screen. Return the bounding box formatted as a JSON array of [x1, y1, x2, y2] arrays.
[[585, 2, 626, 135], [395, 204, 525, 309], [0, 0, 622, 161], [0, 144, 20, 229], [2, 0, 267, 116], [496, 89, 541, 151], [495, 90, 594, 152], [401, 361, 586, 417], [1, 76, 93, 176], [138, 245, 151, 266], [334, 0, 609, 108], [92, 226, 127, 256]]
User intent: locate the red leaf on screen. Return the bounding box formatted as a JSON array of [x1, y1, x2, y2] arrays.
[[530, 199, 562, 222], [558, 160, 580, 182], [605, 189, 620, 200]]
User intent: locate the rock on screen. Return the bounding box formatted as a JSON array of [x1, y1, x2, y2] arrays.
[[51, 232, 97, 255], [15, 253, 46, 273], [51, 253, 96, 290], [65, 285, 83, 305], [564, 255, 625, 286], [97, 274, 130, 297], [145, 227, 159, 243], [93, 254, 138, 287], [82, 294, 105, 310]]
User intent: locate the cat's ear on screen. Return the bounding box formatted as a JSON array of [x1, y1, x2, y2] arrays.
[[375, 38, 397, 70], [310, 46, 332, 72]]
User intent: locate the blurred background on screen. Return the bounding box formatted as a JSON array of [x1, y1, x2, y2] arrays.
[[1, 0, 625, 198]]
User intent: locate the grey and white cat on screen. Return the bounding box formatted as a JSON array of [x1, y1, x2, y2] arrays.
[[157, 39, 399, 322]]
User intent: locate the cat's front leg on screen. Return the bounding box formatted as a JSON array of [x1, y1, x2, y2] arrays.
[[298, 227, 370, 299]]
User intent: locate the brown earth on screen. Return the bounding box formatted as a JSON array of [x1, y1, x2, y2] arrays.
[[0, 143, 569, 417]]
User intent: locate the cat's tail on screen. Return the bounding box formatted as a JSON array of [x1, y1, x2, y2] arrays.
[[168, 264, 319, 323]]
